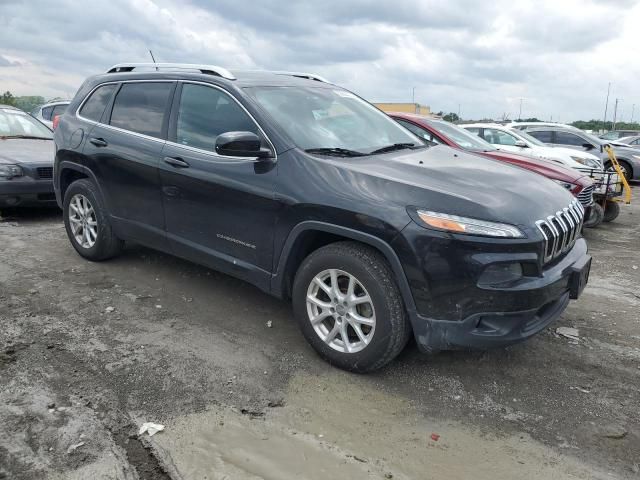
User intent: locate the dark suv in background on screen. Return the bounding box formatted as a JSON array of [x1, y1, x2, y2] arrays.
[[53, 63, 591, 371]]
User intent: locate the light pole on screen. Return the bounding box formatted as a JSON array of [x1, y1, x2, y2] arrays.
[[631, 104, 635, 124], [518, 98, 523, 120], [613, 98, 622, 131], [603, 82, 611, 132]]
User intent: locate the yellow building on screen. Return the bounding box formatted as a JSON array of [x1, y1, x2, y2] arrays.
[[374, 103, 431, 116]]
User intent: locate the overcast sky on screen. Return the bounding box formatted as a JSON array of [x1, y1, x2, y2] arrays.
[[1, 0, 639, 121]]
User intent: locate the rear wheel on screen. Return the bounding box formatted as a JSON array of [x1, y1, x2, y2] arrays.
[[603, 201, 620, 223], [583, 203, 604, 228], [292, 241, 411, 372], [63, 179, 123, 261]]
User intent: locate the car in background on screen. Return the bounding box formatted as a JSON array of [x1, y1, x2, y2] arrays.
[[31, 100, 70, 129], [390, 113, 595, 210], [614, 135, 640, 149], [600, 130, 640, 141], [507, 121, 583, 132], [0, 104, 56, 208], [522, 126, 640, 181], [461, 123, 603, 171]]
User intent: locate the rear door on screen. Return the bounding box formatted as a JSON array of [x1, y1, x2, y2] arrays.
[[159, 82, 279, 288], [81, 81, 175, 249]]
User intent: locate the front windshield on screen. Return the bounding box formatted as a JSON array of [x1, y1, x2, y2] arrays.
[[513, 129, 546, 147], [246, 86, 422, 154], [0, 108, 53, 138], [429, 120, 496, 151]]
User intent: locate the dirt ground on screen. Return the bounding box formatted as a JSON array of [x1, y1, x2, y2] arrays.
[[1, 190, 639, 480]]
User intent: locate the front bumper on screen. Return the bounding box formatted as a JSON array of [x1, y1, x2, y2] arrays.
[[0, 178, 57, 207], [392, 223, 590, 352]]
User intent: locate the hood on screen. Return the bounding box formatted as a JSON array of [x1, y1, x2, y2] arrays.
[[611, 144, 640, 157], [548, 146, 600, 161], [330, 145, 576, 229], [478, 150, 585, 183], [0, 138, 54, 165]]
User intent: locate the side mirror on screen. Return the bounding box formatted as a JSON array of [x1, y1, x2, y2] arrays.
[[514, 140, 528, 148], [582, 143, 594, 150], [215, 131, 273, 159]]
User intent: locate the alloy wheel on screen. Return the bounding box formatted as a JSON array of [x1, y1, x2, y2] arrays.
[[68, 194, 98, 248], [305, 269, 376, 353]]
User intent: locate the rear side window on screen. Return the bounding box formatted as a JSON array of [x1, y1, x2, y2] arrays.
[[110, 82, 173, 138], [41, 106, 53, 120], [175, 83, 258, 152], [528, 130, 552, 143], [80, 84, 117, 122], [51, 104, 67, 118], [555, 131, 585, 146]]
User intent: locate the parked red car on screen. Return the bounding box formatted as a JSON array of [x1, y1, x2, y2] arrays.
[[390, 113, 595, 212]]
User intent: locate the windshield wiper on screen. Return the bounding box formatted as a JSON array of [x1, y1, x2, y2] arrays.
[[305, 147, 366, 157], [369, 143, 418, 155], [0, 135, 52, 140]]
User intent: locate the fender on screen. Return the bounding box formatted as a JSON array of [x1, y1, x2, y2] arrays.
[[270, 221, 418, 318], [55, 160, 105, 209]]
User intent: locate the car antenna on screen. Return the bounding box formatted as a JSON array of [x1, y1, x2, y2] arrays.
[[148, 49, 158, 71]]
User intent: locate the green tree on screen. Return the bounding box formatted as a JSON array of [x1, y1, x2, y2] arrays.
[[1, 91, 16, 106], [14, 96, 45, 113]]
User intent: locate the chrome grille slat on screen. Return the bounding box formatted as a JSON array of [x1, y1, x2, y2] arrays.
[[536, 200, 584, 264], [577, 185, 594, 207]]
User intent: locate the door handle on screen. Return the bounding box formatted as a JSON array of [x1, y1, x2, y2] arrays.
[[164, 156, 190, 168], [89, 137, 108, 147]]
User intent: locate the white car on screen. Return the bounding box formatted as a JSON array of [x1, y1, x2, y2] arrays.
[[506, 121, 583, 132], [31, 100, 70, 129], [462, 123, 603, 170]]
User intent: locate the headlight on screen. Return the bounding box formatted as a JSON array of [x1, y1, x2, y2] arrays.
[[552, 179, 575, 190], [0, 165, 23, 178], [415, 210, 525, 238], [570, 156, 600, 169]]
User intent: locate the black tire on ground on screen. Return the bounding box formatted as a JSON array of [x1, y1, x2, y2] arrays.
[[583, 202, 604, 228], [63, 179, 123, 261], [603, 201, 620, 223], [292, 241, 411, 373], [604, 159, 632, 182]]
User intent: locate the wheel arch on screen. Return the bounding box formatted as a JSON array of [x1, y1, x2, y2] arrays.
[[271, 221, 417, 316], [56, 161, 102, 208]]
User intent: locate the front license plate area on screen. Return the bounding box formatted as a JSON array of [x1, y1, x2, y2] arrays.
[[569, 256, 591, 299]]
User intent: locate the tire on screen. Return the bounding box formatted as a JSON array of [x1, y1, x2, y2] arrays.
[[603, 201, 620, 223], [605, 159, 632, 182], [63, 179, 123, 261], [292, 241, 411, 373], [583, 202, 604, 228]]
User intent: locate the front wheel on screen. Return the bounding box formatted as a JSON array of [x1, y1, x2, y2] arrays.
[[292, 241, 411, 372]]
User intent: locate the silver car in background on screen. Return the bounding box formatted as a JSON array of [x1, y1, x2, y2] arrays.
[[31, 100, 70, 129]]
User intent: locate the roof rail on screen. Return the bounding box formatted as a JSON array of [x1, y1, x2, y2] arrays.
[[272, 71, 330, 83], [106, 63, 236, 80]]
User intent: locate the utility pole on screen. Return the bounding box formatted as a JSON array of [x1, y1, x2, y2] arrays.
[[602, 82, 611, 133], [613, 98, 622, 131], [631, 104, 635, 124], [518, 98, 523, 120], [412, 87, 416, 113], [458, 103, 461, 120]]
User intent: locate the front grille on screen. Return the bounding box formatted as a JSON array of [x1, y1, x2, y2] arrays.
[[36, 167, 53, 179], [577, 185, 594, 207], [536, 199, 584, 264]]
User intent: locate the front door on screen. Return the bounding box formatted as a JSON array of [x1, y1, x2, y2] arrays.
[[160, 82, 279, 289]]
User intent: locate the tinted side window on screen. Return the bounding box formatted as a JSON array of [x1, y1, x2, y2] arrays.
[[528, 130, 552, 143], [80, 84, 117, 122], [110, 83, 173, 138], [395, 119, 438, 145], [176, 83, 258, 152], [555, 131, 586, 146], [41, 106, 53, 120], [51, 104, 67, 118]]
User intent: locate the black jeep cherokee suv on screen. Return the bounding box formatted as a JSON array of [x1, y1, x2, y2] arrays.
[[53, 63, 591, 372]]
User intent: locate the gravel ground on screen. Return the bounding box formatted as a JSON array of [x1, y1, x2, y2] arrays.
[[1, 190, 638, 479]]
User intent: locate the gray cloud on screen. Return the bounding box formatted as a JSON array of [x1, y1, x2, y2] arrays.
[[0, 0, 638, 121]]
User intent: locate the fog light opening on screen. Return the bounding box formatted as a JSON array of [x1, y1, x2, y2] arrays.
[[478, 263, 523, 287]]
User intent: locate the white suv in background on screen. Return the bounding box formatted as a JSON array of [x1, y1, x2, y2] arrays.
[[462, 123, 603, 170], [31, 100, 70, 129]]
